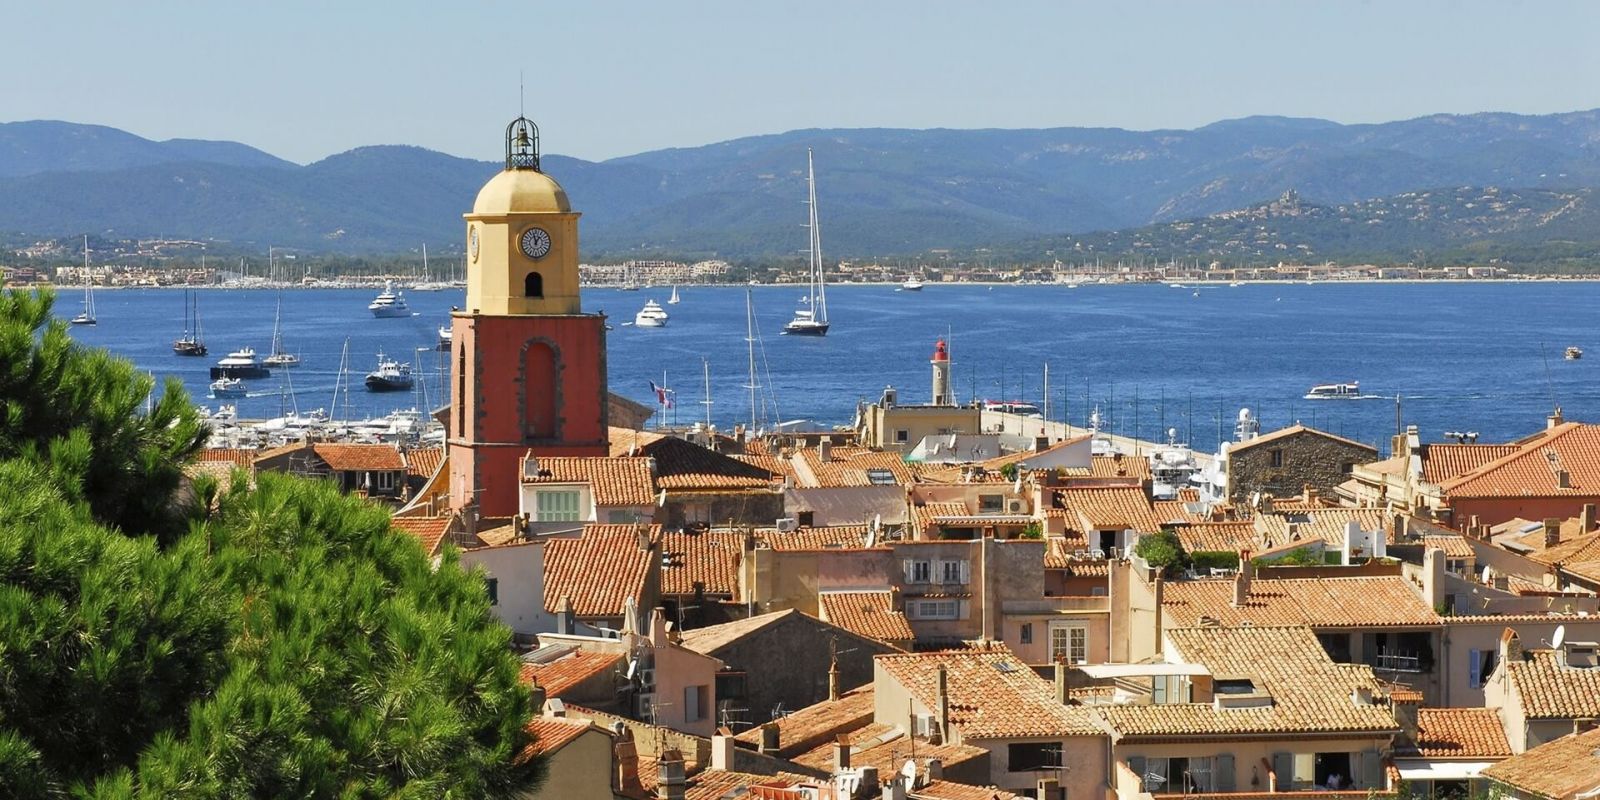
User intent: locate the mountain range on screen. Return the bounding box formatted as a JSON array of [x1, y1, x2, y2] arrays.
[[6, 112, 1600, 263]]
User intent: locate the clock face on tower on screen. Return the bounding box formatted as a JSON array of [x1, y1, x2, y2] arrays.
[[519, 227, 552, 259], [469, 225, 480, 263]]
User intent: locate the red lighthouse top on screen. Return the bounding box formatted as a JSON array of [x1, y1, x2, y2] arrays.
[[932, 339, 948, 362]]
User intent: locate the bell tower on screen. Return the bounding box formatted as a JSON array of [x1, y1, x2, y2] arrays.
[[449, 117, 609, 519]]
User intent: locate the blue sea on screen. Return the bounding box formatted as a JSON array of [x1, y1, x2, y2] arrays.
[[54, 282, 1599, 453]]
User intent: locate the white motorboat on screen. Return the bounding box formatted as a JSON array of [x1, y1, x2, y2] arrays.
[[209, 377, 248, 399], [364, 353, 414, 392], [1149, 429, 1201, 501], [635, 299, 669, 328], [901, 279, 924, 291], [368, 280, 411, 318], [784, 149, 830, 336], [1566, 346, 1583, 360], [1304, 381, 1362, 400], [437, 324, 453, 351]]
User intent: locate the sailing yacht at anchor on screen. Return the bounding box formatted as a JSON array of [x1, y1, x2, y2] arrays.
[[172, 289, 207, 356], [263, 291, 300, 367], [783, 149, 830, 336], [70, 235, 97, 326]]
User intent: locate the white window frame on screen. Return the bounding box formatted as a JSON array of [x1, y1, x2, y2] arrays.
[[1049, 622, 1088, 664], [535, 489, 581, 522], [372, 470, 395, 490], [906, 559, 931, 584], [912, 599, 959, 620], [938, 559, 969, 585], [866, 467, 896, 485]]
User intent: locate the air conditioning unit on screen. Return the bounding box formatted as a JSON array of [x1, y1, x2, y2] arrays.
[[640, 668, 657, 688], [776, 518, 799, 532], [635, 692, 657, 718], [1008, 500, 1023, 513]]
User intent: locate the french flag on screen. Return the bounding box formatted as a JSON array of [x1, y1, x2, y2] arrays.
[[650, 381, 675, 408]]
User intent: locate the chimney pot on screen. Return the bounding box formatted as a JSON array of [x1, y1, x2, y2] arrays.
[[1583, 504, 1597, 533], [710, 732, 736, 772], [1544, 518, 1563, 548], [758, 722, 780, 755], [832, 734, 851, 772], [934, 663, 950, 745]]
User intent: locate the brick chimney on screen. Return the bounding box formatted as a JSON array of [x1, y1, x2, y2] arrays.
[[1232, 551, 1253, 606], [1544, 518, 1563, 548]]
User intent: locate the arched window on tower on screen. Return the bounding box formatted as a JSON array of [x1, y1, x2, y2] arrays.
[[524, 271, 543, 298]]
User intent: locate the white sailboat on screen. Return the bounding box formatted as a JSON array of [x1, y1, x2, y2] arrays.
[[263, 291, 300, 367], [783, 149, 830, 336], [70, 235, 97, 325], [668, 285, 681, 305]]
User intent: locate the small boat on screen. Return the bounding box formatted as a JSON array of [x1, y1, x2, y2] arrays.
[[784, 150, 831, 336], [1304, 381, 1361, 400], [262, 292, 300, 367], [635, 299, 669, 328], [172, 289, 207, 356], [209, 377, 248, 399], [667, 286, 681, 305], [364, 353, 414, 392], [1066, 283, 1080, 289], [210, 347, 271, 380], [368, 280, 411, 318], [70, 235, 97, 326], [901, 279, 924, 291], [1566, 346, 1583, 360], [437, 324, 453, 351]]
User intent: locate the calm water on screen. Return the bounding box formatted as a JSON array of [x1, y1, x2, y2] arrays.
[[55, 282, 1600, 453]]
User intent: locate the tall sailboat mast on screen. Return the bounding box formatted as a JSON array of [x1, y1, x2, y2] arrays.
[[807, 149, 826, 323], [745, 290, 759, 432]]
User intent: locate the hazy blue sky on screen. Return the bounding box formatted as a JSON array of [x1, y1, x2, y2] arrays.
[[5, 0, 1599, 164]]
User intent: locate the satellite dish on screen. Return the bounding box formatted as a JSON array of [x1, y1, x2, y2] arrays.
[[901, 760, 918, 784], [1481, 565, 1494, 584], [1553, 624, 1567, 649]]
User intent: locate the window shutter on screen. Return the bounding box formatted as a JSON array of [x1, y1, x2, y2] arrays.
[[1272, 752, 1293, 789], [959, 560, 970, 585], [958, 600, 969, 620], [903, 559, 915, 583], [931, 560, 945, 584], [1215, 753, 1235, 791], [1127, 757, 1146, 791], [1468, 648, 1482, 688], [1360, 749, 1382, 788]]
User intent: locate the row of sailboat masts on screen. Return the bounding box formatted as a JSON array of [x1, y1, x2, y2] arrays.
[[650, 290, 780, 437]]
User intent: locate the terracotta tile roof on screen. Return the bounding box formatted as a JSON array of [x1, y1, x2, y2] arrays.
[[1177, 521, 1257, 554], [820, 591, 914, 644], [311, 442, 405, 471], [1534, 531, 1600, 569], [792, 447, 916, 488], [197, 447, 255, 466], [1398, 708, 1512, 758], [1481, 726, 1600, 800], [542, 524, 658, 617], [1422, 443, 1520, 485], [1153, 500, 1212, 526], [791, 725, 989, 778], [1505, 648, 1600, 719], [1160, 575, 1441, 629], [755, 524, 872, 550], [660, 529, 744, 596], [405, 446, 443, 480], [391, 515, 451, 556], [1440, 423, 1600, 498], [917, 435, 1093, 484], [914, 780, 1023, 800], [1087, 453, 1151, 480], [521, 455, 656, 506], [678, 609, 800, 654], [875, 646, 1103, 739], [734, 453, 792, 478], [608, 426, 666, 457], [684, 769, 810, 800], [733, 686, 876, 755], [521, 717, 596, 758], [914, 502, 971, 532], [1229, 424, 1379, 456], [1101, 626, 1398, 738], [1360, 455, 1408, 477], [1420, 534, 1477, 560], [638, 436, 777, 491], [518, 649, 622, 697], [1054, 486, 1163, 533], [1256, 507, 1397, 550]]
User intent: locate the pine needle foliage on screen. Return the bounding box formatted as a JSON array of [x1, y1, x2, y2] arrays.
[[0, 290, 541, 798]]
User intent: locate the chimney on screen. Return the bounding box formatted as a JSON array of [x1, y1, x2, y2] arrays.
[[527, 676, 547, 712], [758, 722, 780, 756], [1583, 504, 1596, 533], [710, 730, 736, 772], [934, 663, 950, 745], [1304, 483, 1318, 504], [1549, 407, 1564, 429], [858, 766, 880, 797], [828, 655, 841, 701], [925, 758, 943, 781], [882, 776, 907, 800], [1422, 548, 1446, 612], [1037, 776, 1063, 800], [1053, 655, 1072, 705], [1499, 628, 1523, 671], [1557, 470, 1572, 490], [614, 726, 644, 798], [819, 440, 833, 463], [657, 750, 687, 800], [556, 595, 575, 635], [832, 734, 851, 772], [1544, 518, 1563, 548], [1232, 552, 1253, 607]]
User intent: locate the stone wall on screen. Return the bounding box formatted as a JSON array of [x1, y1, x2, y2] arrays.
[[1229, 430, 1378, 503]]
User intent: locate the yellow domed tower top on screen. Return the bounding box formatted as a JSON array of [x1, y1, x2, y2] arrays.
[[463, 116, 581, 316]]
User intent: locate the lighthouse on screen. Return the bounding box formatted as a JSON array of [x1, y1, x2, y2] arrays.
[[447, 117, 609, 519], [931, 339, 953, 406]]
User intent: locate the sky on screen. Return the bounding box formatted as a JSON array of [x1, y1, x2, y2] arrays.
[[5, 0, 1600, 165]]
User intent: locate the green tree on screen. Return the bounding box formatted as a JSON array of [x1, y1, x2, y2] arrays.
[[0, 290, 541, 797], [1134, 529, 1190, 577]]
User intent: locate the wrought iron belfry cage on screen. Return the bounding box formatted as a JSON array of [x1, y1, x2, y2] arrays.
[[506, 116, 541, 171]]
